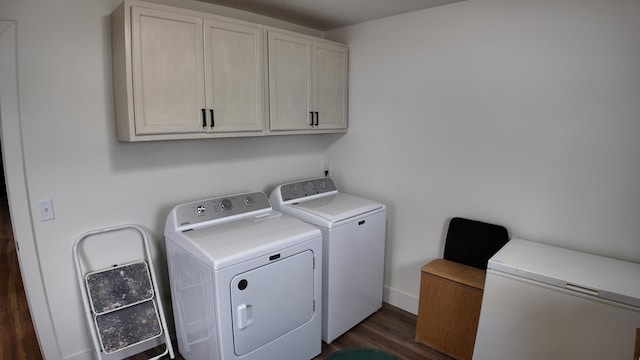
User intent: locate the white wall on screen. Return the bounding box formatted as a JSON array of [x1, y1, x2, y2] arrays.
[[0, 0, 336, 359], [327, 0, 640, 313], [4, 0, 640, 357]]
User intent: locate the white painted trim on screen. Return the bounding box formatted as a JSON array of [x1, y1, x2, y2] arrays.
[[0, 21, 61, 359], [383, 284, 419, 315]]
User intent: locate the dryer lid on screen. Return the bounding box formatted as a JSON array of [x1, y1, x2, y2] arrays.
[[289, 192, 384, 225], [170, 213, 321, 270]]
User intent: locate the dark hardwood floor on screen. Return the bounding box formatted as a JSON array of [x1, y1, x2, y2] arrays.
[[129, 303, 453, 360], [312, 303, 453, 360], [0, 185, 42, 359]]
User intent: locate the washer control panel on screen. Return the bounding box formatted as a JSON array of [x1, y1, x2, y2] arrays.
[[279, 177, 338, 201], [175, 192, 271, 228]]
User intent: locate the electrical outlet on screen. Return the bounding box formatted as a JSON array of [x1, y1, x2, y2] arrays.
[[38, 198, 55, 221], [324, 161, 332, 177]]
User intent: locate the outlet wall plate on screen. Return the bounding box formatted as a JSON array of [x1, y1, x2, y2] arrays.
[[38, 198, 55, 221]]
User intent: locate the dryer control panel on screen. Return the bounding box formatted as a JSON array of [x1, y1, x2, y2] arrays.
[[174, 192, 271, 228], [278, 178, 338, 202]]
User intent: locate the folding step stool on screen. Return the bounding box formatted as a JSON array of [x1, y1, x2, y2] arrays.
[[73, 224, 175, 360]]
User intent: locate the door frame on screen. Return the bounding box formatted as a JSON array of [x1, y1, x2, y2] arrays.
[[0, 21, 60, 359]]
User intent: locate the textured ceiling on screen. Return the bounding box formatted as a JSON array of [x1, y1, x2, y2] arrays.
[[196, 0, 465, 31]]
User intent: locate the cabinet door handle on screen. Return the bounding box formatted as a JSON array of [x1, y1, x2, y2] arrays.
[[315, 112, 319, 126], [309, 112, 314, 126], [201, 109, 206, 127], [210, 109, 215, 128]]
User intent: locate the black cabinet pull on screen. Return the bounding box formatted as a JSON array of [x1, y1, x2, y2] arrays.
[[210, 109, 215, 128], [201, 109, 206, 127], [315, 111, 319, 126], [309, 112, 314, 126]]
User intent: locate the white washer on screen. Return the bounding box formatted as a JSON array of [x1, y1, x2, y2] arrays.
[[164, 192, 322, 360], [270, 177, 386, 343]]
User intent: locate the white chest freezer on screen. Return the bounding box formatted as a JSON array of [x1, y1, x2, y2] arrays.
[[473, 238, 640, 360]]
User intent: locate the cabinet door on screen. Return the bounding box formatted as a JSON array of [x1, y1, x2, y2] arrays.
[[268, 32, 313, 131], [204, 19, 264, 133], [313, 42, 348, 130], [132, 7, 206, 135]]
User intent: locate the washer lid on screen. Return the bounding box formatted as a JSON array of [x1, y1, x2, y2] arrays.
[[288, 192, 384, 225], [170, 212, 321, 270]]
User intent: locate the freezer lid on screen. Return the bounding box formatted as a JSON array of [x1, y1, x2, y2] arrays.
[[288, 192, 384, 225], [488, 238, 640, 308]]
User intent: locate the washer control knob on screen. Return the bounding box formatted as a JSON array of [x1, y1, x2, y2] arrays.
[[319, 180, 327, 189], [244, 196, 254, 206], [290, 184, 300, 193], [220, 199, 232, 211], [305, 181, 315, 191]]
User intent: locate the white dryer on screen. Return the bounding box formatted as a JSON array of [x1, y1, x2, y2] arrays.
[[164, 192, 322, 360], [270, 178, 386, 343]]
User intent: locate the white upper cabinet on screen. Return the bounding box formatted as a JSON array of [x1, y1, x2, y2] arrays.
[[267, 31, 312, 131], [113, 1, 265, 141], [112, 1, 347, 141], [204, 19, 264, 133], [268, 30, 348, 133], [131, 7, 206, 136], [313, 41, 349, 131]]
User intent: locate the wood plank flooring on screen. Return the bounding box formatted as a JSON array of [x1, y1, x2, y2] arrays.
[[129, 303, 453, 360], [312, 303, 453, 360], [0, 187, 43, 359]]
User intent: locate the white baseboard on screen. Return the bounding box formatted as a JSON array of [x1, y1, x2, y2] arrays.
[[383, 285, 419, 315]]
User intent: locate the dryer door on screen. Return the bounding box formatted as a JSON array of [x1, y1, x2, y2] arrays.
[[230, 250, 315, 356]]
